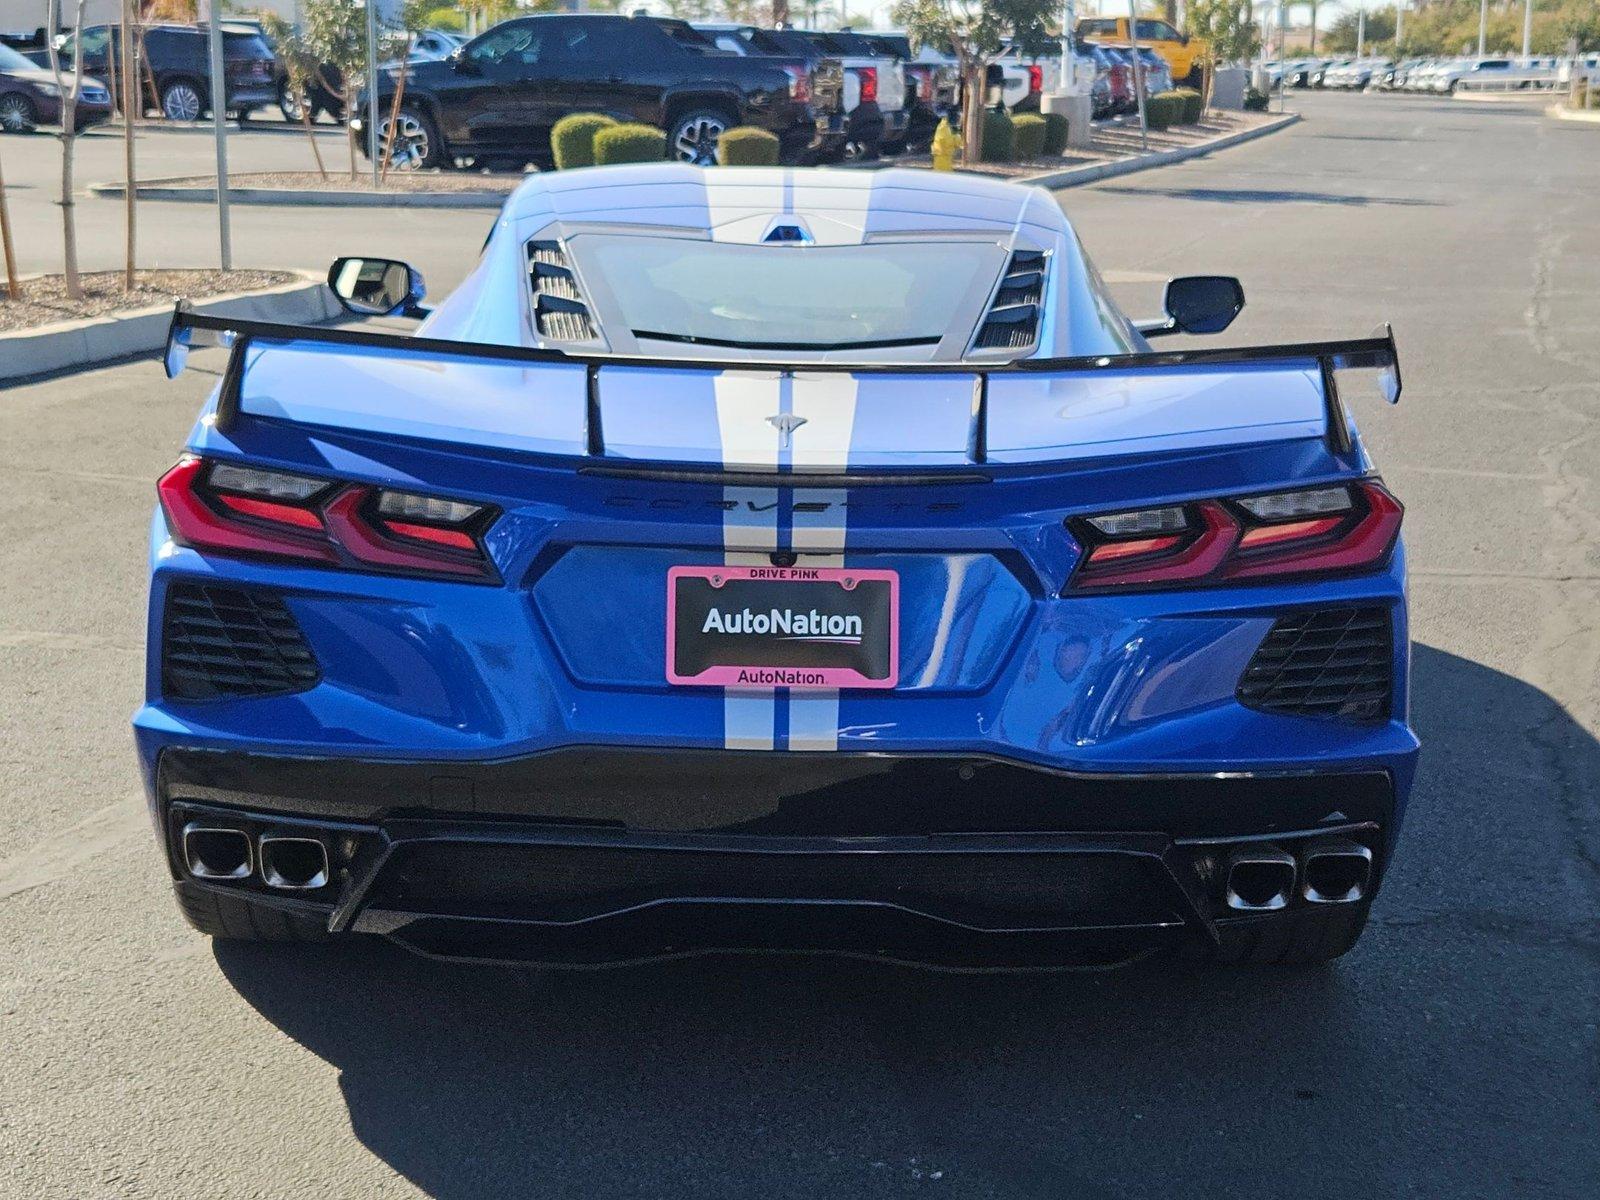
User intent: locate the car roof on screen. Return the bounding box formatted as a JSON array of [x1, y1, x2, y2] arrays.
[[504, 164, 1070, 246]]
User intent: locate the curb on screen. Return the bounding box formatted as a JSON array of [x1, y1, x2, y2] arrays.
[[1021, 112, 1300, 189], [1546, 104, 1600, 124], [0, 271, 339, 387], [89, 175, 516, 210]]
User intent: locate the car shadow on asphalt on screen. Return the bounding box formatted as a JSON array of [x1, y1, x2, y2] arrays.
[[211, 641, 1599, 1198], [1093, 185, 1442, 207]]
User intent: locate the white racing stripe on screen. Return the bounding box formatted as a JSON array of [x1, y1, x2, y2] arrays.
[[786, 373, 860, 751], [714, 372, 781, 749]]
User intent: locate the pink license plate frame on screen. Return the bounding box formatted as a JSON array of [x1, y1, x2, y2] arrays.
[[666, 564, 899, 690]]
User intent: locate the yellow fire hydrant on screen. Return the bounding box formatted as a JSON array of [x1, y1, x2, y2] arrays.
[[931, 119, 958, 172]]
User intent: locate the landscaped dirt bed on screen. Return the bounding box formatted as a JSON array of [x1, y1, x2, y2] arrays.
[[0, 269, 295, 332], [159, 170, 525, 194]]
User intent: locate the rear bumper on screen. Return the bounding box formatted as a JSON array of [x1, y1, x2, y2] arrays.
[[156, 747, 1398, 967]]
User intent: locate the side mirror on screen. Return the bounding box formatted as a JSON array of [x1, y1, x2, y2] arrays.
[[327, 256, 429, 319], [1162, 274, 1244, 334]]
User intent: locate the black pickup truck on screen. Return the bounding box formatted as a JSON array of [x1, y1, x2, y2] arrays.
[[356, 13, 846, 169]]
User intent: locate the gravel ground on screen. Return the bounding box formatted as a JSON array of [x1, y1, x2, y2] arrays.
[[0, 269, 295, 331]]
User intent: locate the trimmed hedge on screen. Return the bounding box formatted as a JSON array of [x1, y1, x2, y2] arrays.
[[1041, 110, 1070, 155], [1144, 91, 1186, 132], [717, 125, 780, 166], [1012, 113, 1046, 159], [593, 123, 668, 166], [981, 107, 1015, 162], [1243, 86, 1269, 112], [551, 112, 617, 170], [1176, 88, 1204, 124]]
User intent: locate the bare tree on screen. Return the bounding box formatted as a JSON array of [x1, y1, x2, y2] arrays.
[[118, 0, 137, 292], [260, 13, 330, 180], [47, 0, 90, 301], [0, 141, 19, 300]]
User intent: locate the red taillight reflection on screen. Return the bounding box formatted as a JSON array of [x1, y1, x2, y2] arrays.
[[1028, 64, 1044, 93], [858, 66, 878, 104], [1068, 482, 1402, 592], [782, 64, 812, 104]]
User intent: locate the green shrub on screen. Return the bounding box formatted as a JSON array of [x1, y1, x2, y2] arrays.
[[550, 113, 617, 170], [980, 107, 1015, 162], [1177, 88, 1204, 124], [1040, 110, 1070, 155], [1011, 113, 1046, 158], [1144, 91, 1186, 131], [1243, 86, 1269, 112], [717, 125, 780, 166], [593, 123, 668, 166]]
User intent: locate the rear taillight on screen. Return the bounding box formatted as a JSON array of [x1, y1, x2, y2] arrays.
[[858, 66, 878, 104], [1028, 64, 1044, 93], [1066, 482, 1402, 593], [157, 457, 498, 581], [782, 63, 812, 104]]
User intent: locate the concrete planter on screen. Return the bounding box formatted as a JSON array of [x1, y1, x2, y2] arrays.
[[0, 271, 339, 387]]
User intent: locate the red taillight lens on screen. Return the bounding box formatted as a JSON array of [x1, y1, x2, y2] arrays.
[[1067, 482, 1401, 592], [157, 457, 497, 581], [782, 64, 812, 104], [858, 66, 878, 104], [1028, 64, 1044, 93]]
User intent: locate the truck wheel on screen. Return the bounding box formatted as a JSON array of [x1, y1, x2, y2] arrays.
[[379, 104, 446, 170], [668, 108, 732, 165], [1195, 901, 1372, 966], [174, 882, 330, 944], [161, 78, 204, 122], [844, 135, 881, 162], [0, 91, 37, 133], [278, 81, 309, 123]]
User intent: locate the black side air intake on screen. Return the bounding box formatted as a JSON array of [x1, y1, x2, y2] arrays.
[[1237, 607, 1392, 721], [974, 249, 1046, 350], [162, 583, 320, 701], [527, 240, 597, 341]]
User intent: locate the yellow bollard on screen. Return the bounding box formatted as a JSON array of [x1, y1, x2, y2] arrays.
[[931, 119, 958, 172]]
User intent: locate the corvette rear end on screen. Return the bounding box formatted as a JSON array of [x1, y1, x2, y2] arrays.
[[136, 167, 1416, 969]]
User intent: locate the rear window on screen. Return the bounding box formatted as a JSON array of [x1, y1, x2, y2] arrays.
[[570, 235, 1006, 351], [223, 32, 272, 58]]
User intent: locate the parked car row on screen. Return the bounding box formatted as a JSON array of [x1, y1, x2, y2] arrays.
[[3, 12, 1187, 161], [1267, 54, 1557, 94]]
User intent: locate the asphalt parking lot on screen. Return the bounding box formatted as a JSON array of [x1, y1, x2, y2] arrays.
[[2, 93, 1597, 1198]]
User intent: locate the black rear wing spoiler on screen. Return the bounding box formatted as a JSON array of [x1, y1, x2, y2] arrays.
[[163, 302, 1401, 457]]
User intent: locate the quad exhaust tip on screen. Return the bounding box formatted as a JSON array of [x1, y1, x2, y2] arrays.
[[258, 835, 330, 891], [1301, 838, 1373, 904], [182, 824, 252, 881], [1224, 844, 1296, 912]]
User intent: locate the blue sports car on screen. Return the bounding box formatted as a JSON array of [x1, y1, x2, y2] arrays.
[[138, 165, 1415, 968]]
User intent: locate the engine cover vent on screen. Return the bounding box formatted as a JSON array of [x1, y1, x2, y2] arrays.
[[527, 239, 597, 342], [974, 249, 1046, 351]]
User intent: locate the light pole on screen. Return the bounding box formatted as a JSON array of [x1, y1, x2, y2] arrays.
[[205, 2, 230, 270], [1127, 0, 1148, 150], [1396, 1, 1404, 53], [1478, 0, 1489, 56], [365, 0, 379, 188], [1356, 6, 1365, 58], [1522, 0, 1534, 60]]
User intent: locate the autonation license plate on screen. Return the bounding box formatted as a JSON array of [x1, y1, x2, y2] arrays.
[[667, 565, 899, 689]]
